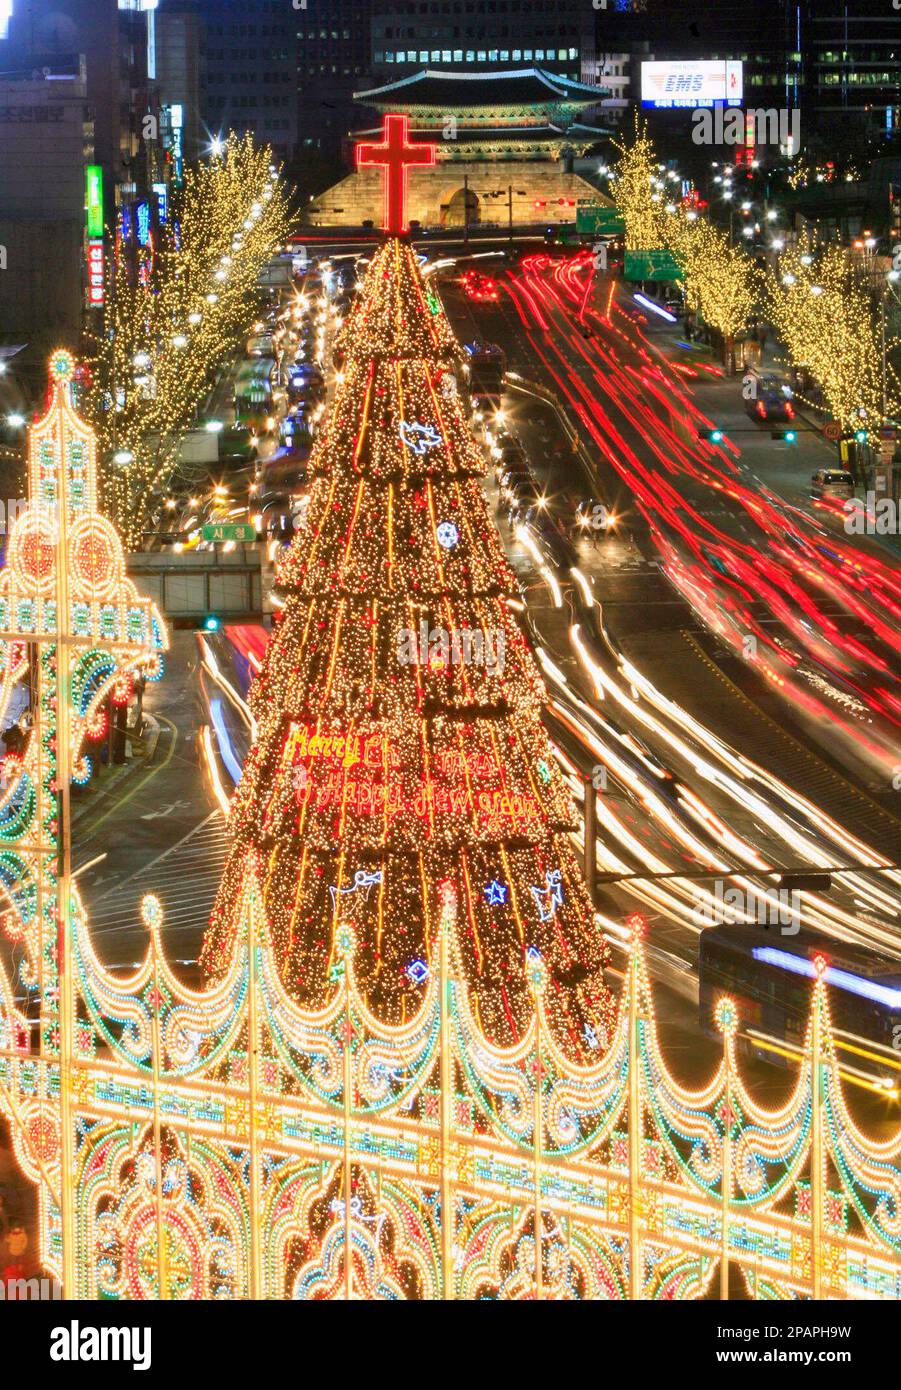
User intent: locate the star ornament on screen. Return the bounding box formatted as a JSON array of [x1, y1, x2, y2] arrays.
[[530, 869, 563, 922], [436, 520, 459, 549], [406, 958, 429, 985], [484, 879, 508, 906]]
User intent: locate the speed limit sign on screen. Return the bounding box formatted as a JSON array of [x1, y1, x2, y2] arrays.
[[822, 421, 842, 442]]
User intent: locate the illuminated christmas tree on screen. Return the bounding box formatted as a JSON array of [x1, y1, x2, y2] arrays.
[[202, 119, 612, 1060]]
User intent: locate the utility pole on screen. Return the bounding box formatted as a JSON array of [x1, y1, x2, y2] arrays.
[[881, 290, 888, 422], [463, 174, 469, 246]]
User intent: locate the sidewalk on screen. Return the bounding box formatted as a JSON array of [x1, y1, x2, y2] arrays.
[[70, 713, 162, 831]]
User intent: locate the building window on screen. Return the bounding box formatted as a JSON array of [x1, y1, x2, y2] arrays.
[[453, 48, 462, 60], [477, 49, 486, 60], [513, 48, 521, 60]]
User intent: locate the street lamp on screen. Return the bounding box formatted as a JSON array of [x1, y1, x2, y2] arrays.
[[205, 420, 224, 434], [113, 449, 134, 466], [7, 413, 26, 429]]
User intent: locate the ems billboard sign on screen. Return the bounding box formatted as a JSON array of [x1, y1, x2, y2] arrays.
[[641, 60, 743, 109]]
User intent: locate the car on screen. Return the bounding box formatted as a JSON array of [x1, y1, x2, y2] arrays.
[[498, 458, 530, 482], [744, 370, 795, 423], [523, 513, 578, 568], [498, 441, 526, 466], [811, 468, 855, 501], [461, 269, 500, 302], [263, 452, 309, 492], [506, 480, 542, 519], [499, 467, 532, 499], [574, 498, 616, 536], [218, 426, 258, 465]]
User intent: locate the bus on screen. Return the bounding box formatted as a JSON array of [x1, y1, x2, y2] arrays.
[[699, 923, 901, 1097], [465, 341, 506, 408], [234, 357, 276, 432]]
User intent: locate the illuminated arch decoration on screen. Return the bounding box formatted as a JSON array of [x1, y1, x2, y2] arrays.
[[80, 1122, 246, 1300], [2, 820, 901, 1296], [0, 352, 167, 988]]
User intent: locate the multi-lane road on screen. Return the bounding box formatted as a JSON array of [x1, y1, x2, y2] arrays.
[[444, 249, 901, 794]]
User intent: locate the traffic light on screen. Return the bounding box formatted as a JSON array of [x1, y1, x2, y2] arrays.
[[772, 429, 797, 443], [203, 615, 221, 632], [855, 428, 868, 445], [698, 428, 724, 444]]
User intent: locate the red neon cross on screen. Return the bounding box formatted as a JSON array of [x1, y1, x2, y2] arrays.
[[355, 114, 436, 236]]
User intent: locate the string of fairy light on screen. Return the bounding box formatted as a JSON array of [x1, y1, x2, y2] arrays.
[[767, 236, 899, 433], [84, 133, 292, 548], [612, 123, 894, 428], [202, 237, 615, 1058]]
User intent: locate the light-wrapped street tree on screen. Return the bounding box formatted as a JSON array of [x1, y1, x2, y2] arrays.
[[86, 134, 292, 547], [767, 236, 897, 436]]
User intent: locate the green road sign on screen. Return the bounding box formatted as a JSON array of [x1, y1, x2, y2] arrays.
[[201, 522, 256, 543], [86, 165, 104, 239], [576, 205, 625, 235], [624, 249, 681, 283]]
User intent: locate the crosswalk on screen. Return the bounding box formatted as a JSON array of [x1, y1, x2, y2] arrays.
[[83, 811, 230, 954]]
